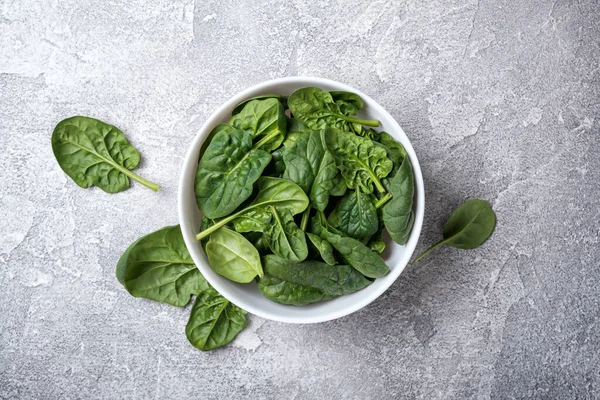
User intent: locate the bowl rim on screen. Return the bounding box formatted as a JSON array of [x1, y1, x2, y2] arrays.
[[178, 76, 424, 324]]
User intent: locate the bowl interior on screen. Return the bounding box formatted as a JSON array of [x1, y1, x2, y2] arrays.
[[178, 77, 424, 324]]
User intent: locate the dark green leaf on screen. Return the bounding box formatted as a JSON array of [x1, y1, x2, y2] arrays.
[[257, 255, 371, 306], [328, 190, 378, 241], [377, 131, 407, 174], [324, 128, 392, 194], [306, 232, 336, 265], [205, 227, 263, 283], [442, 199, 496, 248], [288, 87, 379, 132], [264, 207, 308, 261], [283, 130, 342, 211], [228, 98, 286, 152], [414, 199, 496, 262], [321, 230, 389, 278], [197, 177, 309, 241], [195, 128, 270, 219], [116, 225, 207, 306], [329, 90, 364, 110], [232, 94, 286, 115], [52, 116, 160, 193], [186, 287, 247, 351], [382, 155, 414, 245]]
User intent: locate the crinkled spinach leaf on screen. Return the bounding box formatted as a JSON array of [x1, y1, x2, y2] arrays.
[[324, 128, 393, 194], [186, 287, 247, 351], [52, 116, 160, 193], [206, 227, 263, 283], [257, 255, 371, 306], [288, 87, 379, 132], [116, 225, 207, 306], [195, 128, 270, 219]]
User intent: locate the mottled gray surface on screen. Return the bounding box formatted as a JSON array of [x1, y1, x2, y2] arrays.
[[1, 0, 599, 398]]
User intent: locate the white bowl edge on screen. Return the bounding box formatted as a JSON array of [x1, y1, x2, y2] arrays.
[[178, 76, 425, 324]]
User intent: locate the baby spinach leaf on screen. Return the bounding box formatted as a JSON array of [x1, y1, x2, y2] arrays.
[[232, 94, 286, 115], [367, 209, 386, 253], [328, 190, 378, 241], [306, 232, 337, 265], [116, 225, 208, 306], [232, 208, 271, 233], [205, 227, 263, 283], [195, 128, 270, 219], [288, 87, 379, 132], [264, 207, 308, 261], [257, 255, 371, 306], [377, 131, 407, 175], [197, 177, 309, 241], [413, 199, 496, 262], [287, 118, 310, 135], [329, 90, 364, 111], [52, 116, 160, 193], [321, 230, 389, 278], [324, 128, 393, 194], [186, 287, 247, 351], [382, 155, 415, 245], [282, 130, 343, 211], [228, 98, 286, 152]]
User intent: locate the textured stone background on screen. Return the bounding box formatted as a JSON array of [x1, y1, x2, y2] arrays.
[[1, 0, 599, 398]]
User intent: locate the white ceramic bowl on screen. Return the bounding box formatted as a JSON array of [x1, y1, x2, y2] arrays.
[[178, 77, 424, 324]]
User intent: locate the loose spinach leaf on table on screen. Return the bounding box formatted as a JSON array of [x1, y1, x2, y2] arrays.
[[228, 98, 286, 152], [205, 227, 263, 282], [328, 190, 378, 241], [306, 232, 337, 265], [321, 230, 389, 279], [263, 207, 308, 261], [116, 225, 208, 306], [288, 87, 379, 132], [232, 94, 286, 115], [195, 128, 271, 219], [186, 287, 247, 351], [414, 199, 496, 262], [52, 116, 160, 193], [382, 154, 415, 245], [282, 130, 344, 211], [324, 128, 393, 194], [197, 177, 309, 240], [257, 255, 371, 306]]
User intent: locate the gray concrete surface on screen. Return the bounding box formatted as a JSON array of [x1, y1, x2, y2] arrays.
[[1, 0, 599, 398]]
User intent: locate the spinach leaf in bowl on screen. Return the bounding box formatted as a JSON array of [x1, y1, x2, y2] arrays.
[[257, 255, 371, 306], [195, 128, 271, 219]]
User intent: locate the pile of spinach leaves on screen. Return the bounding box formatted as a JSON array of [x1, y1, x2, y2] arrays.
[[194, 86, 416, 306], [53, 87, 497, 352]]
